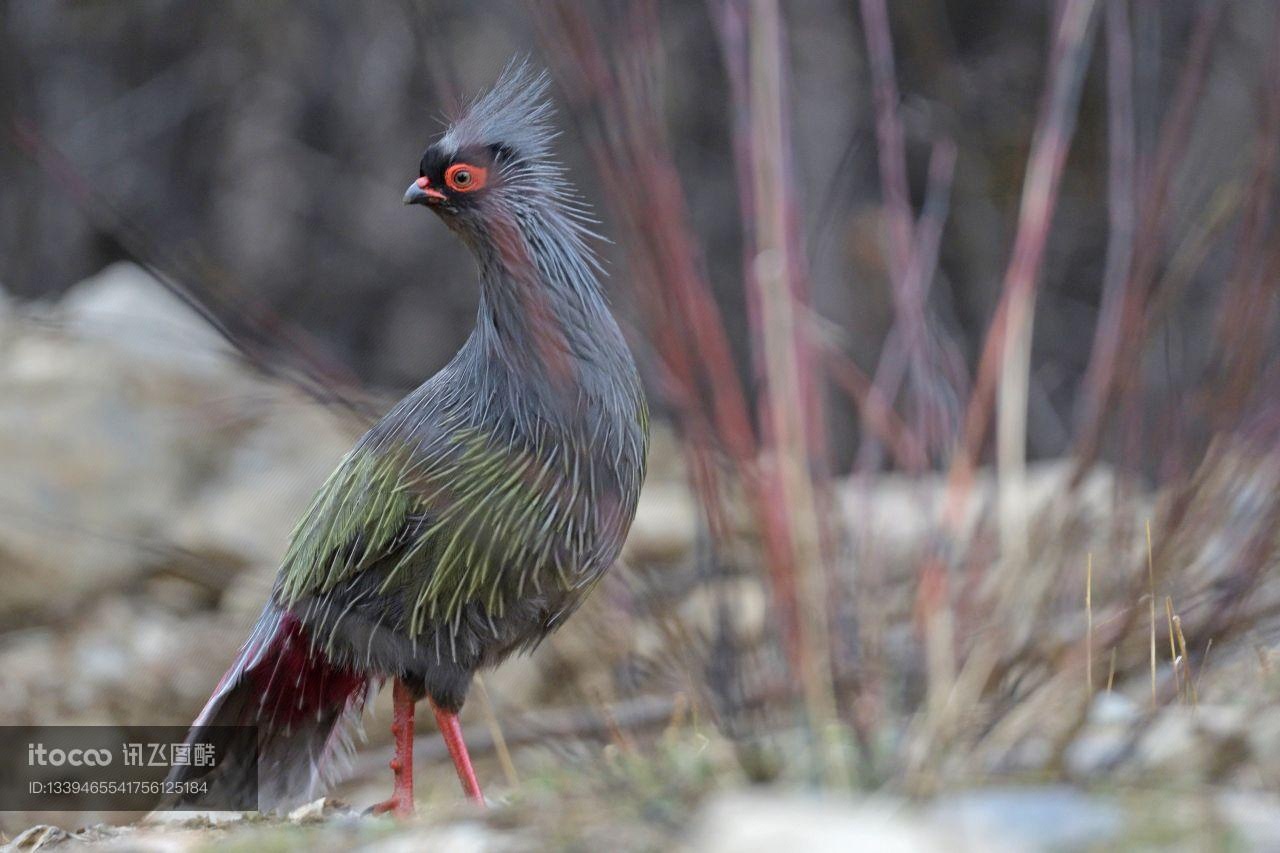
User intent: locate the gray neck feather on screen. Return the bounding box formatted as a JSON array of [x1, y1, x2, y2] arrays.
[[456, 200, 640, 436]]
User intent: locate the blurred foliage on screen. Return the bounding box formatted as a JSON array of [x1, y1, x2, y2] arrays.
[[1, 1, 1261, 467]]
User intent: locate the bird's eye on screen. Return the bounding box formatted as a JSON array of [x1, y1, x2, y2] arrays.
[[445, 163, 487, 193]]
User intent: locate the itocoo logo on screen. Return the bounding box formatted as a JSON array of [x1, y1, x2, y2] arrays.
[[27, 743, 113, 767]]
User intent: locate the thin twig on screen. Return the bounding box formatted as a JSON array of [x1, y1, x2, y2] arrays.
[[856, 0, 965, 469], [1147, 520, 1157, 708], [1073, 0, 1225, 475], [942, 0, 1100, 534], [473, 676, 519, 787], [1172, 613, 1194, 706], [1086, 553, 1094, 696]]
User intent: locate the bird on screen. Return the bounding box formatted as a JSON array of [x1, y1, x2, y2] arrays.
[[168, 62, 648, 817]]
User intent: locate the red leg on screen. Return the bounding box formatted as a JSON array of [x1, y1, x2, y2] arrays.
[[369, 679, 416, 817], [430, 701, 484, 804]]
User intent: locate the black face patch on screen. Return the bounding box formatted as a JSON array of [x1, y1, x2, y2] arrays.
[[418, 147, 451, 186], [417, 144, 505, 208]]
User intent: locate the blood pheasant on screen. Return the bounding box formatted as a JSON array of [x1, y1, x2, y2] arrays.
[[170, 63, 648, 816]]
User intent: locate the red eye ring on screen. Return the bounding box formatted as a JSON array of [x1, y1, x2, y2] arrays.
[[445, 163, 487, 193]]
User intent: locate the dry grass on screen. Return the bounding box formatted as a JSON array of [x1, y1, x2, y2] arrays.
[[528, 0, 1280, 803]]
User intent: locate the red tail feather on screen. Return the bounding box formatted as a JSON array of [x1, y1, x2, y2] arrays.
[[248, 613, 367, 728], [178, 605, 372, 811]]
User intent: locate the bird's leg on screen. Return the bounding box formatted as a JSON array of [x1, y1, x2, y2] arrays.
[[430, 700, 484, 804], [369, 678, 416, 817]]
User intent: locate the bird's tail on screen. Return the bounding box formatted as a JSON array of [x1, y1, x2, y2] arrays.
[[166, 604, 373, 812]]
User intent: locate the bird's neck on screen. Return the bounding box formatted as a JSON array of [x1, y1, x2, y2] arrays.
[[467, 205, 629, 389]]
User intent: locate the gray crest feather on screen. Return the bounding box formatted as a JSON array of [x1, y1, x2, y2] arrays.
[[436, 59, 605, 266], [439, 59, 558, 163]]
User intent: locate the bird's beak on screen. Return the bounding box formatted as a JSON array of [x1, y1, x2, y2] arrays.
[[404, 179, 446, 206]]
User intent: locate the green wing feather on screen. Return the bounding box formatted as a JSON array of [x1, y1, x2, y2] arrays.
[[276, 426, 584, 636]]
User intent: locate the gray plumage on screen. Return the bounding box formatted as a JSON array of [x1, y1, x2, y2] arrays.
[[169, 61, 648, 811]]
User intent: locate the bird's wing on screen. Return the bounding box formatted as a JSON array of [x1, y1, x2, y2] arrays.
[[275, 441, 421, 601], [275, 427, 573, 636]]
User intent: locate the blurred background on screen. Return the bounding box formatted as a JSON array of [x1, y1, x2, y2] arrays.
[[2, 1, 1279, 849]]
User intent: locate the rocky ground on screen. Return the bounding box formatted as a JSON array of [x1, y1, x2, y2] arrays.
[[6, 778, 1280, 851], [3, 264, 1280, 851]]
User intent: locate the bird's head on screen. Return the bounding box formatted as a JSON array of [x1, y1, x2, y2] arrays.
[[404, 61, 561, 230], [404, 143, 500, 215]]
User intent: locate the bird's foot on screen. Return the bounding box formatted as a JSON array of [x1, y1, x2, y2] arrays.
[[367, 792, 415, 818]]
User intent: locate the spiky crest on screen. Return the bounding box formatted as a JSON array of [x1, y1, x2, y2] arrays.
[[438, 59, 558, 164], [437, 60, 601, 256]]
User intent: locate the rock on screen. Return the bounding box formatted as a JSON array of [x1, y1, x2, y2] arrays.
[[59, 262, 232, 374], [1064, 726, 1130, 778], [676, 577, 768, 644], [836, 460, 1121, 561], [0, 629, 59, 722], [288, 797, 352, 823], [928, 787, 1123, 851], [358, 822, 516, 853], [623, 481, 697, 565], [0, 263, 356, 628], [691, 788, 1127, 853], [1244, 707, 1280, 768], [1132, 706, 1251, 782], [688, 792, 1017, 853], [1195, 705, 1248, 739], [0, 328, 242, 624], [170, 396, 356, 575], [1216, 791, 1280, 851], [1133, 710, 1198, 772], [2, 825, 69, 852], [141, 808, 250, 829], [1063, 693, 1141, 777], [1087, 692, 1140, 726], [0, 591, 246, 725]]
